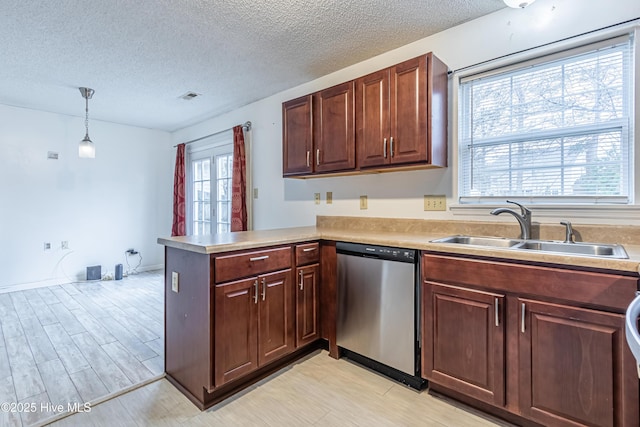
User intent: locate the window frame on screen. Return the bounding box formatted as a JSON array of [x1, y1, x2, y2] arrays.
[[450, 26, 640, 220], [185, 131, 233, 236], [457, 35, 633, 205]]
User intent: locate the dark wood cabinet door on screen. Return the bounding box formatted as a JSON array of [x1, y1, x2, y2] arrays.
[[314, 82, 355, 173], [519, 299, 638, 427], [214, 277, 258, 387], [258, 269, 295, 366], [390, 56, 427, 165], [282, 95, 313, 176], [423, 282, 506, 407], [356, 69, 390, 168], [296, 264, 320, 347]]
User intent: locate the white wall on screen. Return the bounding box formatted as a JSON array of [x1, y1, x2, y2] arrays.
[[172, 0, 640, 229], [0, 104, 173, 289]]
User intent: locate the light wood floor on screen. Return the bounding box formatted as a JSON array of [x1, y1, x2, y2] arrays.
[[0, 272, 164, 427], [49, 350, 512, 427]]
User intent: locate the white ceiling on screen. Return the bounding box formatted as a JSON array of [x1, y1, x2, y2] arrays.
[[0, 0, 506, 132]]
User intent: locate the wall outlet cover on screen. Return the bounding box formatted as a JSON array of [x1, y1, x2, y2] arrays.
[[326, 192, 333, 204], [171, 271, 179, 293], [360, 195, 368, 210], [314, 193, 321, 205]]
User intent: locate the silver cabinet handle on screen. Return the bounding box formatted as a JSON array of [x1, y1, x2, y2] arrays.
[[390, 137, 394, 157], [383, 138, 387, 158], [249, 255, 269, 261], [299, 270, 304, 290], [253, 280, 258, 304], [521, 302, 526, 333], [306, 151, 310, 167], [261, 278, 266, 301], [302, 247, 316, 252], [494, 298, 499, 327], [316, 149, 320, 166]]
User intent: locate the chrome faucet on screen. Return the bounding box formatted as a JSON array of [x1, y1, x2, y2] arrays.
[[490, 200, 532, 240], [560, 220, 575, 243]]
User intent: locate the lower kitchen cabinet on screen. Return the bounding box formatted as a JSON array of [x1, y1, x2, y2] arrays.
[[214, 277, 258, 386], [259, 269, 296, 365], [423, 282, 505, 407], [214, 269, 295, 387], [296, 263, 320, 347], [519, 298, 633, 427], [422, 253, 639, 427]]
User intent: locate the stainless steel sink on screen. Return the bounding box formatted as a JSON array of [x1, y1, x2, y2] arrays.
[[431, 235, 628, 259], [514, 240, 628, 258], [431, 235, 521, 248]]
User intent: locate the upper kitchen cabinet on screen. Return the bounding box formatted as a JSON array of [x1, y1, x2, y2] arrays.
[[282, 52, 448, 177], [282, 95, 313, 176], [313, 82, 355, 173], [282, 83, 355, 177], [356, 53, 448, 170]]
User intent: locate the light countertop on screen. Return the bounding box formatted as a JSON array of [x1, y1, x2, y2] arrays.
[[158, 225, 640, 274]]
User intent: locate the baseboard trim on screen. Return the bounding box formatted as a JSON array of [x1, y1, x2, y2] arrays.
[[0, 265, 164, 294]]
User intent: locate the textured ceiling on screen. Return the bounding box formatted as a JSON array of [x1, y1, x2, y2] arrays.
[[0, 0, 505, 132]]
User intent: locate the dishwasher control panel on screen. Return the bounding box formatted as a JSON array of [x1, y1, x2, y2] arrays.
[[336, 242, 416, 263]]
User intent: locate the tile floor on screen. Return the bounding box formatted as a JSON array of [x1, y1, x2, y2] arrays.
[[50, 350, 511, 427], [2, 271, 511, 427], [0, 271, 164, 426]]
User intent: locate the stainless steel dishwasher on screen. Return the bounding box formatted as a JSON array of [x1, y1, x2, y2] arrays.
[[336, 242, 425, 389]]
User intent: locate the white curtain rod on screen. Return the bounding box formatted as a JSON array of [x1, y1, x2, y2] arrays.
[[174, 121, 251, 148]]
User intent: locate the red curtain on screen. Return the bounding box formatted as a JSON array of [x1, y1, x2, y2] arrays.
[[171, 143, 186, 236], [231, 125, 247, 231]]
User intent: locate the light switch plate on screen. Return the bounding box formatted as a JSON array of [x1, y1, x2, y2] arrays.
[[424, 195, 446, 211], [326, 192, 333, 204], [171, 271, 179, 293]]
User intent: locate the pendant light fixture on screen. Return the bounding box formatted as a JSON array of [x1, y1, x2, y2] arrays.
[[503, 0, 536, 7], [78, 87, 96, 158]]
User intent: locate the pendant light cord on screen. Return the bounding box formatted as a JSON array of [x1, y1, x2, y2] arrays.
[[84, 95, 90, 138]]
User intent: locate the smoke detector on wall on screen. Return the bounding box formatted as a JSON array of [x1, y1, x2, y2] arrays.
[[503, 0, 536, 7]]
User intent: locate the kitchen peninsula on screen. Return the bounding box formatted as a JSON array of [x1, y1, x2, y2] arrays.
[[158, 216, 640, 426]]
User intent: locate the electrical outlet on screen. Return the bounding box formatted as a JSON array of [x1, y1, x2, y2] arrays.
[[424, 195, 447, 211], [326, 191, 333, 204], [44, 242, 51, 251], [61, 241, 69, 250], [360, 195, 368, 210], [314, 193, 321, 205], [172, 271, 179, 293]]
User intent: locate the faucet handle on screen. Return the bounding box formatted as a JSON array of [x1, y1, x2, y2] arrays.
[[506, 200, 531, 216]]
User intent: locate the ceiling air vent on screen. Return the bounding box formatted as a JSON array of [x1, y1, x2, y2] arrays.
[[180, 91, 200, 100]]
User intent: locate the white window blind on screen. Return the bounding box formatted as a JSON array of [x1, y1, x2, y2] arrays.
[[458, 35, 633, 204]]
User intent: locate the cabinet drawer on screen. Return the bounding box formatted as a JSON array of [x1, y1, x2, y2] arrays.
[[295, 242, 319, 266], [215, 246, 292, 283]]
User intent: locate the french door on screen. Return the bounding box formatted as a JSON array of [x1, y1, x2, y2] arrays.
[[187, 137, 233, 235]]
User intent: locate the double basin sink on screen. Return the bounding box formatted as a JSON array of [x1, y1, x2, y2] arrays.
[[431, 235, 628, 259]]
